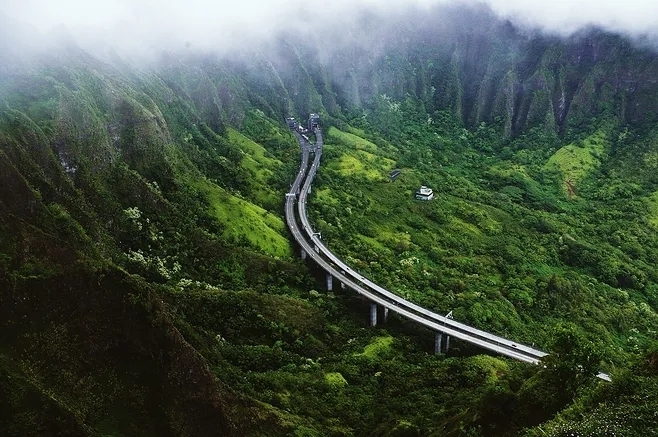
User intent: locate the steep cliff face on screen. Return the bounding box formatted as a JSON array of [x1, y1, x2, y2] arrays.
[[248, 6, 658, 138], [4, 7, 658, 143]]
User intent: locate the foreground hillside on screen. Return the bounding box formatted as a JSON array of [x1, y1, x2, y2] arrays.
[[2, 5, 658, 436], [0, 45, 315, 435]]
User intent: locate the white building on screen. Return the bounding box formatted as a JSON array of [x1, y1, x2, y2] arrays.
[[415, 186, 434, 201]]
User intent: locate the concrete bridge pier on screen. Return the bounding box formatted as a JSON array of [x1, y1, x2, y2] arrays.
[[443, 311, 453, 353], [314, 244, 320, 254], [307, 185, 312, 194], [434, 332, 443, 355], [383, 307, 389, 323], [301, 248, 307, 260], [370, 303, 378, 327], [326, 273, 333, 291]]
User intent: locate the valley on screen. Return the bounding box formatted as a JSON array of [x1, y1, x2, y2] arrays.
[[1, 3, 658, 436]]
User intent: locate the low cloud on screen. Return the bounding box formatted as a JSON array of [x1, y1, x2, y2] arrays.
[[2, 0, 658, 57], [485, 0, 658, 35]]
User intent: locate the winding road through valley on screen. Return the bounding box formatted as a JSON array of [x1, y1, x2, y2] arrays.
[[284, 125, 611, 382]]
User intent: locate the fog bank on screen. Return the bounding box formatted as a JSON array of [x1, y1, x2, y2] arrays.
[[2, 0, 657, 57]]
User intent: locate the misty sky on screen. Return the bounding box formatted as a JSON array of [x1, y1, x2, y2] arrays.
[[2, 0, 658, 54]]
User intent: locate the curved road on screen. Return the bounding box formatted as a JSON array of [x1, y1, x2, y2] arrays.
[[297, 130, 547, 360], [285, 126, 610, 381]]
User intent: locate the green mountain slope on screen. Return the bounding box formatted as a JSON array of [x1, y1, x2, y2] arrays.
[[0, 38, 312, 435], [3, 5, 658, 436]]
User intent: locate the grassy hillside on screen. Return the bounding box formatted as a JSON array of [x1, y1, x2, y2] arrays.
[[199, 178, 291, 258], [227, 127, 284, 209], [544, 130, 608, 197]]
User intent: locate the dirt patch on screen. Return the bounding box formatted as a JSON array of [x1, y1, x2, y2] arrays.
[[565, 179, 576, 198]]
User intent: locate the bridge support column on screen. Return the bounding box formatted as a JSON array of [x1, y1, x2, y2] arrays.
[[434, 332, 443, 355], [326, 273, 333, 291], [370, 303, 378, 327], [301, 248, 307, 260], [445, 335, 450, 353], [383, 307, 389, 323], [314, 244, 320, 253], [307, 185, 311, 194]]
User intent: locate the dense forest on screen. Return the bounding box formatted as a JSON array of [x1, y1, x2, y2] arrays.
[[2, 3, 658, 436]]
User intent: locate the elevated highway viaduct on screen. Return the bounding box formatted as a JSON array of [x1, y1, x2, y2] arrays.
[[284, 119, 610, 382]]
